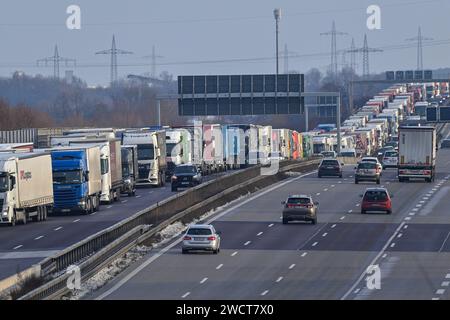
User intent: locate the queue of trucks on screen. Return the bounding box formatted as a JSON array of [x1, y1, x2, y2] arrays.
[[0, 80, 443, 226]]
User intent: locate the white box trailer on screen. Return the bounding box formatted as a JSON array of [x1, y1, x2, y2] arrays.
[[0, 152, 53, 225], [398, 126, 436, 182]]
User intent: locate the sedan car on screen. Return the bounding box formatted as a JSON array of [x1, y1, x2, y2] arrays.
[[360, 188, 392, 214], [182, 224, 221, 254], [171, 164, 202, 192], [282, 195, 318, 225], [318, 158, 343, 178]]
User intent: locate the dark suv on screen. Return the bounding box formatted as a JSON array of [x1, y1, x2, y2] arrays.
[[318, 159, 343, 178], [171, 164, 202, 192]]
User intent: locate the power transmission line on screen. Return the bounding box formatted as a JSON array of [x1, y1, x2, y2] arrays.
[[320, 21, 348, 81], [36, 45, 76, 79], [406, 26, 433, 70], [95, 35, 133, 86], [142, 45, 164, 79], [348, 34, 382, 78]]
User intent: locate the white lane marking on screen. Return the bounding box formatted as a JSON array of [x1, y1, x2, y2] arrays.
[[34, 236, 44, 240], [423, 197, 429, 200], [348, 209, 353, 213], [324, 189, 328, 192], [412, 208, 419, 211], [446, 274, 450, 279], [301, 252, 308, 257], [276, 277, 283, 283], [106, 205, 112, 209], [355, 204, 360, 207], [182, 292, 190, 298], [244, 241, 251, 246], [390, 243, 396, 248], [331, 185, 335, 188], [268, 223, 274, 228], [216, 264, 223, 270], [279, 216, 282, 219], [436, 289, 445, 295], [261, 290, 269, 296], [344, 178, 348, 181], [316, 193, 321, 196], [322, 233, 328, 237], [231, 251, 238, 257], [73, 219, 80, 223], [382, 253, 387, 258], [121, 200, 128, 203], [338, 181, 342, 184], [341, 221, 406, 300], [148, 191, 153, 194], [416, 204, 422, 207], [135, 195, 142, 198], [340, 216, 346, 220], [419, 201, 425, 204], [432, 297, 440, 300], [409, 212, 415, 216], [404, 217, 412, 221], [438, 231, 450, 252], [349, 175, 353, 178], [312, 242, 318, 247], [386, 182, 391, 185], [200, 278, 208, 284], [257, 232, 263, 236], [54, 227, 62, 231], [13, 245, 23, 250], [96, 170, 318, 300], [354, 288, 360, 294], [289, 264, 296, 270], [331, 224, 336, 228], [441, 281, 450, 287], [404, 225, 408, 229], [91, 212, 96, 215], [397, 233, 402, 238]]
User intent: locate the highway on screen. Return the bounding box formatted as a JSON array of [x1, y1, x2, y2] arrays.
[[92, 148, 450, 300], [0, 171, 232, 280]]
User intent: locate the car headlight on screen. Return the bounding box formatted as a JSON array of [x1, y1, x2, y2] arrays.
[[2, 212, 7, 217], [78, 200, 86, 206], [124, 179, 131, 184], [171, 176, 177, 181]]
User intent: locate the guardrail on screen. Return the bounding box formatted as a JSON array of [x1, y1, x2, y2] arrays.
[[15, 158, 319, 300]]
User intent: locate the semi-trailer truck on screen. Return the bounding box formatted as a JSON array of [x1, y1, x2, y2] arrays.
[[165, 129, 192, 179], [49, 146, 102, 214], [69, 138, 123, 203], [121, 145, 138, 196], [203, 124, 225, 173], [0, 152, 53, 226], [122, 130, 167, 186], [398, 126, 436, 182]]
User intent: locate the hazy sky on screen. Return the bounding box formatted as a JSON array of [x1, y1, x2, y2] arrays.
[[1, 0, 450, 86]]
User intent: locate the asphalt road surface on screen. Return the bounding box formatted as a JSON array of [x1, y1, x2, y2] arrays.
[[0, 171, 231, 280], [92, 148, 450, 300]]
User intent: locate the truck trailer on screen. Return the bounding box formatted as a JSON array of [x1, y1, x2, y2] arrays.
[[0, 152, 54, 225], [398, 126, 436, 182]]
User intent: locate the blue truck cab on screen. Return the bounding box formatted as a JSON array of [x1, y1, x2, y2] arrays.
[[50, 147, 102, 215]]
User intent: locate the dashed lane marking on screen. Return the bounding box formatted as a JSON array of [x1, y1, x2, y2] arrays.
[[276, 277, 283, 283], [216, 264, 223, 270], [200, 278, 208, 284], [231, 251, 238, 257], [54, 227, 62, 231], [182, 292, 190, 298], [35, 236, 44, 240], [244, 241, 251, 246], [289, 264, 296, 270], [13, 245, 23, 250]]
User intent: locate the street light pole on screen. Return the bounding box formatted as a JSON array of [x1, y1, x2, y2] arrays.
[[274, 8, 281, 76]]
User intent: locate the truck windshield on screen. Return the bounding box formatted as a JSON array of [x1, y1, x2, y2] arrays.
[[166, 143, 182, 157], [0, 174, 8, 192], [53, 170, 83, 184], [137, 144, 155, 160]]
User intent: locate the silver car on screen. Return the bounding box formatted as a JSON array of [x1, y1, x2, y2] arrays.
[[282, 195, 318, 225], [182, 224, 221, 254]]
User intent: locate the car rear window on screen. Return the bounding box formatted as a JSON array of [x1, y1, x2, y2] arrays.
[[187, 228, 212, 235], [287, 197, 311, 204], [362, 158, 377, 163], [321, 152, 335, 157], [358, 162, 376, 169], [364, 190, 388, 201], [321, 160, 338, 166], [384, 151, 398, 157]]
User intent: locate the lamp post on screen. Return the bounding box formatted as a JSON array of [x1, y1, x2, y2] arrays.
[[274, 8, 281, 76]]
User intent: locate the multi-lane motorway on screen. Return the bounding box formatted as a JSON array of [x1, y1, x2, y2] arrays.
[[92, 147, 450, 300], [0, 172, 232, 280]]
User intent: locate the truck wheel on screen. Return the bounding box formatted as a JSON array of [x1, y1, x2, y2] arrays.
[[43, 207, 48, 220], [171, 186, 177, 192], [115, 190, 121, 202], [10, 214, 16, 227], [22, 214, 27, 225], [84, 199, 91, 215], [95, 197, 100, 212], [109, 191, 114, 204]]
